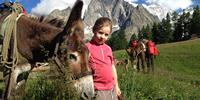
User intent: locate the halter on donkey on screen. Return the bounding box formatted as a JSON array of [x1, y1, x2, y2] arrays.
[[0, 0, 94, 99]]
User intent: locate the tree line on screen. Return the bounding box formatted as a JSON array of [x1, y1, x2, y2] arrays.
[[140, 6, 200, 44], [107, 6, 200, 51]]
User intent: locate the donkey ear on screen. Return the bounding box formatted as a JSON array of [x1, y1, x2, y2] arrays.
[[63, 0, 83, 33]]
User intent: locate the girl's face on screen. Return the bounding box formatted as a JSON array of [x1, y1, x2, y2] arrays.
[[93, 26, 111, 45]]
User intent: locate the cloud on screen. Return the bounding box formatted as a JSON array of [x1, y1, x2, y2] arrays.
[[31, 0, 193, 16], [31, 0, 91, 16], [145, 0, 193, 10]]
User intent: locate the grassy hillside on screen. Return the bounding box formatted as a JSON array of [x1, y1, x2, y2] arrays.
[[0, 39, 199, 99], [114, 38, 200, 99]]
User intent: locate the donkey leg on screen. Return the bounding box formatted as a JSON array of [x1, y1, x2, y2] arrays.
[[151, 55, 154, 72], [136, 58, 140, 72], [3, 63, 31, 99], [146, 57, 151, 73], [125, 59, 129, 72], [3, 68, 18, 100], [141, 59, 145, 73], [14, 63, 32, 98], [141, 53, 146, 73]]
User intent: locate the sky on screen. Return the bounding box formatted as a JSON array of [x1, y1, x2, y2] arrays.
[[0, 0, 199, 16]]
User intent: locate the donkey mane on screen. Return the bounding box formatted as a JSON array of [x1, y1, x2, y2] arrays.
[[29, 16, 65, 28], [15, 15, 64, 62], [18, 18, 55, 37]]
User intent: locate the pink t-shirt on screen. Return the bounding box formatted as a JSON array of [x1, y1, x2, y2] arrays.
[[86, 40, 115, 90]]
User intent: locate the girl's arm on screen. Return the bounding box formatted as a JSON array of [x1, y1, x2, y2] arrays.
[[112, 64, 121, 96]]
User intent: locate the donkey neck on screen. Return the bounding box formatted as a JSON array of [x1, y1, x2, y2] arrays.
[[18, 16, 63, 44]]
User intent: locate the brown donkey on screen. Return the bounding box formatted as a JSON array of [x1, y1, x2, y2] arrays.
[[126, 41, 146, 72], [0, 0, 94, 99]]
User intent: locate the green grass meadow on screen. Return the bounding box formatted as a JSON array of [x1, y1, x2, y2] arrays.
[[114, 39, 200, 99], [0, 39, 200, 99]]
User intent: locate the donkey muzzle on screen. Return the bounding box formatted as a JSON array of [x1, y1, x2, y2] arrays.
[[74, 75, 95, 99]]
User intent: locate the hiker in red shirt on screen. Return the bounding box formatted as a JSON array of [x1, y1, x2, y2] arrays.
[[130, 40, 138, 48], [129, 34, 139, 49], [86, 17, 121, 100], [147, 40, 159, 56]]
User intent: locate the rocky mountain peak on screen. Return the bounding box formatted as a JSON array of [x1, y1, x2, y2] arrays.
[[46, 0, 160, 41], [46, 7, 71, 22]]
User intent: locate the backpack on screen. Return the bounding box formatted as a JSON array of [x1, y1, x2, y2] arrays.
[[147, 41, 159, 55]]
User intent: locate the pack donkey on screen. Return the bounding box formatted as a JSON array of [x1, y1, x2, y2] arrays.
[[0, 0, 94, 99], [126, 39, 157, 73]]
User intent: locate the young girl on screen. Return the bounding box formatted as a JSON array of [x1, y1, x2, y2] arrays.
[[86, 17, 121, 100]]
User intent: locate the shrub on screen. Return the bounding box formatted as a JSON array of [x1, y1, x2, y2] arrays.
[[24, 75, 79, 100]]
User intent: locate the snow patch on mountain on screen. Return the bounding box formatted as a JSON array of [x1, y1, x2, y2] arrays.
[[124, 0, 138, 7], [142, 4, 172, 20]]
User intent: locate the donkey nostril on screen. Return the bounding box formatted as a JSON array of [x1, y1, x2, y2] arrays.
[[81, 92, 89, 100], [69, 54, 77, 61], [83, 92, 88, 99]]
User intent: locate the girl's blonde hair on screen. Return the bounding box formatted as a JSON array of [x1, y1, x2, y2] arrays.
[[92, 17, 112, 33]]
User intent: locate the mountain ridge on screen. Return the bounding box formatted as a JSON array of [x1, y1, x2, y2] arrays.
[[46, 0, 160, 41]]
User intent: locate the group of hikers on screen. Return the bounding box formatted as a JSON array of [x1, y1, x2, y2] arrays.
[[125, 35, 159, 72], [129, 38, 159, 56], [0, 1, 160, 100]]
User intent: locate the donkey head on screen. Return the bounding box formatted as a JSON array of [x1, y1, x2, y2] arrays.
[[56, 0, 94, 99]]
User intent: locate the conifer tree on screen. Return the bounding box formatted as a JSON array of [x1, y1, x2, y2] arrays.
[[155, 13, 173, 43], [171, 11, 178, 31], [171, 11, 178, 22], [173, 12, 185, 41], [173, 11, 191, 41], [183, 12, 191, 40], [163, 13, 173, 42], [190, 6, 200, 36], [140, 24, 152, 40], [152, 23, 159, 44], [107, 30, 128, 51]]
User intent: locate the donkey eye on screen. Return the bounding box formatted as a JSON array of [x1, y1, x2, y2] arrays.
[[69, 54, 77, 61], [75, 28, 82, 33]]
